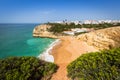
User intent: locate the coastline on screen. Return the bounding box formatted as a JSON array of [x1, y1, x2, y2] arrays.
[[38, 36, 98, 80], [52, 36, 98, 64], [51, 36, 98, 80], [38, 39, 60, 62]]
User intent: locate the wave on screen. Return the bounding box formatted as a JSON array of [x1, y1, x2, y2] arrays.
[[38, 39, 60, 62]]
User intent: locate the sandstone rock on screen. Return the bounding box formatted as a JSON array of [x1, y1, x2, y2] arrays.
[[33, 24, 58, 38], [77, 26, 120, 50]]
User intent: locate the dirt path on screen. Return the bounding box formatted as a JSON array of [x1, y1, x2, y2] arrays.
[[51, 63, 69, 80]]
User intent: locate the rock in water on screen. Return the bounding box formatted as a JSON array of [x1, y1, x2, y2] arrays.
[[77, 26, 120, 50]]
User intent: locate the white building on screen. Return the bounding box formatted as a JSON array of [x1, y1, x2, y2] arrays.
[[63, 31, 75, 35], [83, 20, 99, 24], [71, 28, 87, 33], [54, 20, 120, 25]]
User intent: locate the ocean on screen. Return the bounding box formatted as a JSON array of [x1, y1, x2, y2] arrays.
[[0, 24, 56, 59]]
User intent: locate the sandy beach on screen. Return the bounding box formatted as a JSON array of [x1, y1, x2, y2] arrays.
[[50, 36, 98, 80]]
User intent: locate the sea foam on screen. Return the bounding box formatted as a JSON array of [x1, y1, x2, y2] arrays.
[[38, 39, 60, 62]]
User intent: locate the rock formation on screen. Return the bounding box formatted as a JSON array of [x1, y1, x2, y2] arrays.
[[33, 24, 58, 38], [77, 26, 120, 50], [33, 24, 120, 50]]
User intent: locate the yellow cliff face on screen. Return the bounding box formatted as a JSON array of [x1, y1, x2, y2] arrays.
[[77, 26, 120, 50], [33, 24, 120, 50], [33, 24, 58, 38]]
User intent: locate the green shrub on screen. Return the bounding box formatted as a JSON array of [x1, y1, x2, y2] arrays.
[[0, 57, 58, 80], [67, 48, 120, 80], [47, 23, 120, 34]]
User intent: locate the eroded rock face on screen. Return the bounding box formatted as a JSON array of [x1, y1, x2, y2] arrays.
[[33, 24, 58, 38], [77, 26, 120, 50]]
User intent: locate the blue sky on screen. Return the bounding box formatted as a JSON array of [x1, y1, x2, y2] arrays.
[[0, 0, 120, 23]]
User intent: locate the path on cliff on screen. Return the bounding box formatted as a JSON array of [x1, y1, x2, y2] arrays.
[[51, 63, 69, 80], [50, 36, 98, 80]]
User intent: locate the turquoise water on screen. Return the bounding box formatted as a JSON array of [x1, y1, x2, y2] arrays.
[[0, 24, 55, 58]]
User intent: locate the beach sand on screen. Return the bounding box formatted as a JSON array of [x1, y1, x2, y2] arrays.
[[50, 36, 98, 80]]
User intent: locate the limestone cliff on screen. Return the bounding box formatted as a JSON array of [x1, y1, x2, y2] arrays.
[[33, 24, 58, 38], [77, 26, 120, 50]]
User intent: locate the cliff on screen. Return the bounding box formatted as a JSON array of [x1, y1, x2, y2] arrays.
[[33, 24, 120, 50], [77, 26, 120, 50], [33, 24, 58, 38]]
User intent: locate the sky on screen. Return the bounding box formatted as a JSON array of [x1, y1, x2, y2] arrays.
[[0, 0, 120, 23]]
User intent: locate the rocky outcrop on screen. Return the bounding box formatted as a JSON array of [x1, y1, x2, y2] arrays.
[[77, 26, 120, 50], [33, 24, 58, 38]]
